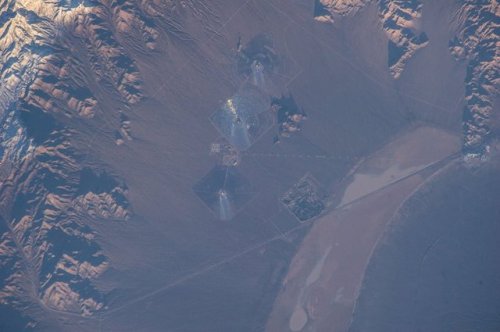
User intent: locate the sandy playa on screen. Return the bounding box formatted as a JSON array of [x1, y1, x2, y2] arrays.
[[266, 126, 460, 332]]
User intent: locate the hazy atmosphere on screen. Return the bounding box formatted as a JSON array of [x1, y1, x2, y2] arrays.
[[0, 0, 498, 331]]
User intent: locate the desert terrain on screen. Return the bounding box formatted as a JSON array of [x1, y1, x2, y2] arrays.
[[265, 126, 461, 332], [0, 0, 498, 331]]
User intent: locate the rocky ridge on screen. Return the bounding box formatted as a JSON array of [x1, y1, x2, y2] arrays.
[[315, 0, 428, 79], [0, 0, 166, 120], [0, 0, 172, 323], [449, 0, 499, 159], [0, 126, 130, 317]]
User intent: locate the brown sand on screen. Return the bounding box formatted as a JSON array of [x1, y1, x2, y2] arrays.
[[265, 126, 460, 332]]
